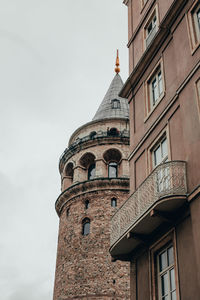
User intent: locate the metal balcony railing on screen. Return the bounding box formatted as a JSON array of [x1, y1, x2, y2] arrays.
[[59, 129, 130, 167], [110, 161, 187, 247]]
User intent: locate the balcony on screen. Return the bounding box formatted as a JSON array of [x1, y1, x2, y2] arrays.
[[110, 161, 187, 258]]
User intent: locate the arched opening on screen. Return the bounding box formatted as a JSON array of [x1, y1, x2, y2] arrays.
[[85, 200, 89, 210], [111, 198, 117, 208], [82, 218, 90, 235], [63, 162, 74, 189], [80, 152, 96, 181], [107, 127, 119, 137], [65, 162, 74, 178], [108, 162, 118, 178], [103, 148, 122, 178], [88, 163, 95, 180]]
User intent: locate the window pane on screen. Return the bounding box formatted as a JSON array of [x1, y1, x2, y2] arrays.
[[154, 145, 162, 166], [197, 8, 200, 30], [152, 78, 158, 104], [161, 273, 169, 296], [109, 162, 118, 178], [148, 22, 153, 34], [158, 71, 163, 95], [168, 246, 174, 266], [161, 138, 168, 159], [88, 164, 95, 180], [83, 222, 90, 235], [159, 250, 168, 271], [170, 268, 176, 291], [111, 199, 117, 207], [171, 291, 177, 300]]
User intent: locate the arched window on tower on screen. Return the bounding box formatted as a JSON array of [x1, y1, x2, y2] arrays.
[[88, 163, 95, 180], [108, 162, 118, 178], [111, 198, 117, 208], [103, 148, 122, 178], [85, 200, 89, 210], [80, 152, 96, 181], [82, 218, 90, 235]]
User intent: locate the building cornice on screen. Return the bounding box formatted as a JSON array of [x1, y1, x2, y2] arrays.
[[55, 177, 130, 216]]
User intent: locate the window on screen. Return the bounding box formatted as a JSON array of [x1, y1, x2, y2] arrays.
[[82, 218, 90, 235], [187, 1, 200, 50], [157, 245, 177, 300], [151, 135, 170, 192], [111, 99, 121, 109], [88, 163, 95, 180], [85, 200, 89, 210], [150, 232, 178, 300], [145, 12, 158, 48], [111, 198, 117, 207], [148, 67, 164, 111], [152, 136, 168, 168], [108, 162, 118, 178]]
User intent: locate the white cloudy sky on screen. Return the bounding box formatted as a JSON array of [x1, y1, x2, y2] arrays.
[[0, 1, 128, 299]]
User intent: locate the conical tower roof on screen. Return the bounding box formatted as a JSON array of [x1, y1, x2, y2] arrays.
[[92, 73, 129, 121]]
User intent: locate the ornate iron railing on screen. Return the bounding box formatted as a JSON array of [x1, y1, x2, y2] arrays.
[[59, 129, 129, 170], [110, 161, 187, 246]]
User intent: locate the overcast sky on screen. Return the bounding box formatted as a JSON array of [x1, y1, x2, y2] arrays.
[[0, 1, 128, 299]]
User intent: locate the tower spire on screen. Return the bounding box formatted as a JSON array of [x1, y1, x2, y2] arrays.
[[115, 49, 120, 74]]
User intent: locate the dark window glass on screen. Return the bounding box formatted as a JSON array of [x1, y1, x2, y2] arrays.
[[82, 219, 90, 235], [111, 198, 117, 207], [197, 8, 200, 30], [85, 200, 89, 209], [88, 164, 95, 180], [66, 208, 70, 217], [108, 162, 118, 178]]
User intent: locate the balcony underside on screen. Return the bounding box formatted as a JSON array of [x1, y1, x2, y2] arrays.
[[110, 161, 187, 259], [110, 194, 187, 258]]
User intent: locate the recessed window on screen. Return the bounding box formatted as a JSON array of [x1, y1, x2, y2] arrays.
[[88, 163, 95, 180], [111, 99, 121, 109], [148, 67, 164, 111], [85, 200, 89, 210], [157, 245, 177, 300], [187, 1, 200, 50], [108, 162, 118, 178], [152, 135, 168, 168], [82, 218, 90, 235], [145, 11, 158, 48], [111, 198, 117, 207], [151, 135, 169, 192], [196, 78, 200, 119]]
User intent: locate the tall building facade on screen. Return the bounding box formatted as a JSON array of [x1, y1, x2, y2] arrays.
[[53, 63, 131, 299], [110, 0, 200, 300]]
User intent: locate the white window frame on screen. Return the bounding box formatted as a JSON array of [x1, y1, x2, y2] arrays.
[[150, 231, 180, 300], [157, 245, 177, 300], [145, 59, 165, 118]]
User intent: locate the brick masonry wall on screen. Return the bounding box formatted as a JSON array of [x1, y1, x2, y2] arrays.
[[53, 187, 130, 300]]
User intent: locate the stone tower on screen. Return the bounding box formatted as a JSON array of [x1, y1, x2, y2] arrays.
[[53, 58, 130, 299]]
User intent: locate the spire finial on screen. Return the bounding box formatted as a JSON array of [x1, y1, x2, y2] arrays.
[[115, 49, 120, 74]]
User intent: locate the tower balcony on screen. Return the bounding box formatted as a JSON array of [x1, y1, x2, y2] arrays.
[[110, 161, 187, 259]]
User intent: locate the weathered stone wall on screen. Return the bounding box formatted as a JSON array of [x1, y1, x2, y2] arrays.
[[53, 187, 130, 300]]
